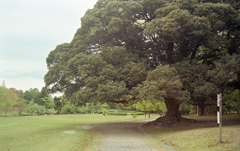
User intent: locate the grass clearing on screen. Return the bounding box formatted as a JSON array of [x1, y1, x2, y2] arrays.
[[147, 125, 240, 151], [0, 114, 146, 151], [146, 114, 240, 151]]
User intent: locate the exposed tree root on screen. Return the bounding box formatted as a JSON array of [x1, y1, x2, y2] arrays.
[[144, 116, 197, 127]]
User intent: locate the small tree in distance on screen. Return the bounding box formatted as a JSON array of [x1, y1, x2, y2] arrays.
[[41, 97, 55, 114], [0, 87, 18, 117], [134, 100, 166, 118], [27, 101, 37, 116], [15, 98, 27, 116]]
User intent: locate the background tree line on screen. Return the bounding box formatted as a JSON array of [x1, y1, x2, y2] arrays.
[[0, 82, 135, 116], [0, 83, 54, 117]]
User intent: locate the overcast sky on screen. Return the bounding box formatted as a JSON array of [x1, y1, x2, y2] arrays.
[[0, 0, 98, 91]]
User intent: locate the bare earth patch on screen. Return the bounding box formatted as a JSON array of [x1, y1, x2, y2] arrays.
[[62, 130, 76, 134], [76, 125, 95, 129], [144, 114, 240, 130]]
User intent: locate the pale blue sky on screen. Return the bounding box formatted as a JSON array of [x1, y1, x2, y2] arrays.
[[0, 0, 98, 91]]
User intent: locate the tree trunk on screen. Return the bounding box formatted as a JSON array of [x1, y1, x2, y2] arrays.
[[164, 98, 181, 121], [5, 111, 7, 117], [199, 103, 205, 116], [166, 42, 174, 64], [155, 98, 182, 124]]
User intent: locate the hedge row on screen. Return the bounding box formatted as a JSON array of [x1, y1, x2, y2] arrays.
[[102, 111, 144, 116]]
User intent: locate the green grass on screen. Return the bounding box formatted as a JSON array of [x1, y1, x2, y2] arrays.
[[0, 114, 146, 151], [146, 114, 240, 151], [185, 114, 240, 121], [3, 113, 238, 151], [147, 125, 240, 151]]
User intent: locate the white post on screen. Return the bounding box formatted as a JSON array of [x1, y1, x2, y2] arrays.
[[217, 93, 222, 144]]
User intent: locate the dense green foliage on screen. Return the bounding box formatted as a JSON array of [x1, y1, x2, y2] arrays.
[[224, 89, 240, 114], [0, 86, 52, 116], [44, 0, 240, 122]]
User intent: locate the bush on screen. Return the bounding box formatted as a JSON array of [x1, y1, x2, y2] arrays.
[[37, 113, 45, 116], [110, 113, 125, 116], [102, 111, 128, 116], [62, 104, 76, 114], [135, 112, 144, 115], [96, 111, 103, 114], [132, 112, 138, 118]]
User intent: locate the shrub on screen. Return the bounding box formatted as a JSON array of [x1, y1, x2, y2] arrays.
[[62, 104, 76, 114], [96, 111, 103, 114], [132, 112, 138, 118]]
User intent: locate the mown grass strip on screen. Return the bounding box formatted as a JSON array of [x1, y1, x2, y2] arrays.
[[0, 114, 146, 151]]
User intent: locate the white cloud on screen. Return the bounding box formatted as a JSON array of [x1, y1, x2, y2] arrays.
[[0, 0, 98, 91], [0, 77, 45, 91]]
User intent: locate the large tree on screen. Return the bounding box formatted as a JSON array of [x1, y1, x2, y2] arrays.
[[44, 0, 239, 123]]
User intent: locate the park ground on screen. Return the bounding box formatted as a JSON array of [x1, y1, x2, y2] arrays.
[[0, 113, 239, 151], [145, 114, 240, 151]]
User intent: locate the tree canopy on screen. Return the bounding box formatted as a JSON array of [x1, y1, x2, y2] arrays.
[[44, 0, 240, 123]]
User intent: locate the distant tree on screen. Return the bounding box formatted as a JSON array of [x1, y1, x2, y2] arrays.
[[0, 87, 18, 117], [34, 87, 48, 105], [134, 100, 151, 118], [134, 100, 166, 118], [27, 101, 37, 115], [88, 103, 102, 114], [41, 97, 55, 114], [15, 98, 27, 116], [24, 88, 40, 103], [154, 102, 167, 117], [135, 100, 152, 118], [9, 88, 24, 98], [40, 106, 45, 113], [1, 80, 6, 87], [179, 102, 192, 115], [54, 95, 68, 114], [62, 103, 76, 114], [77, 105, 89, 114], [16, 90, 24, 98]]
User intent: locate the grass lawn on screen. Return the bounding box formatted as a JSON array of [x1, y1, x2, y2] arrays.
[[0, 114, 146, 151], [146, 114, 240, 151]]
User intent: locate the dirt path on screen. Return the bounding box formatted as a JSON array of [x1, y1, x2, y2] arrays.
[[92, 120, 164, 151]]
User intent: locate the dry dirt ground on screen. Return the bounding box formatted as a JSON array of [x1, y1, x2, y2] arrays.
[[157, 115, 240, 131], [91, 120, 164, 151]]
